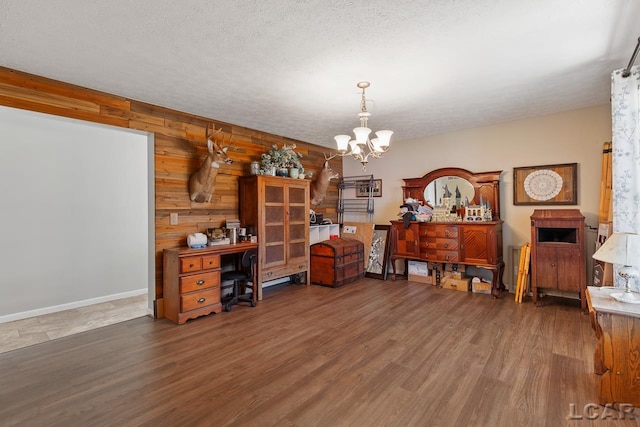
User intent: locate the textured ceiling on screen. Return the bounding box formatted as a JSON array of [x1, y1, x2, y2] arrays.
[[1, 0, 639, 147]]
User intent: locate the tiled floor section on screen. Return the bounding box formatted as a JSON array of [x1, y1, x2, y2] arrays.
[[0, 294, 149, 354]]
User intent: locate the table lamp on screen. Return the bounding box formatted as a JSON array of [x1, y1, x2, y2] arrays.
[[592, 232, 640, 304]]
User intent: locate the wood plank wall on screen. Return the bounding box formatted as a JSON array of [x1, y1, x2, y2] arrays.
[[0, 67, 342, 315]]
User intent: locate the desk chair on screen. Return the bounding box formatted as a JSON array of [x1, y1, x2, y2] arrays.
[[221, 248, 257, 312]]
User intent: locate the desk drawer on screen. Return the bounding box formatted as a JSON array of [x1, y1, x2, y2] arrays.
[[180, 272, 220, 293], [180, 256, 202, 273], [202, 255, 220, 270], [181, 287, 220, 312]]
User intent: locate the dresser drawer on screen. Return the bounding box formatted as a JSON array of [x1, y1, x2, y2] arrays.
[[436, 226, 458, 239], [180, 256, 202, 273], [436, 238, 458, 251], [179, 271, 220, 293], [437, 250, 459, 262], [181, 287, 220, 312]]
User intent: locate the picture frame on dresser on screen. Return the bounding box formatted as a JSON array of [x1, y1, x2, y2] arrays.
[[513, 162, 578, 205], [366, 224, 391, 280]]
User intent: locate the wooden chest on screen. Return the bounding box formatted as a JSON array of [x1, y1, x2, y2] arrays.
[[310, 238, 365, 288]]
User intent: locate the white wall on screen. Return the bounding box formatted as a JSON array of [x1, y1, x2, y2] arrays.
[[342, 104, 612, 287], [0, 106, 153, 321]]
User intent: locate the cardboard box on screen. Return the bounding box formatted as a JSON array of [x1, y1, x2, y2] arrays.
[[441, 276, 470, 292], [443, 271, 464, 280], [408, 273, 433, 285], [471, 280, 492, 294], [408, 260, 429, 277], [444, 263, 466, 274]]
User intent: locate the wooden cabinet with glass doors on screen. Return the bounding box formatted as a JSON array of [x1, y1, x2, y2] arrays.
[[238, 175, 310, 300]]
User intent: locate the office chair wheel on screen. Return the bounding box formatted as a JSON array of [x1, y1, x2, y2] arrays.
[[224, 302, 232, 312], [250, 300, 256, 307]]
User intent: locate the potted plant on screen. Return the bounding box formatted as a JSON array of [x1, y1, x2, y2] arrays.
[[261, 144, 304, 177]]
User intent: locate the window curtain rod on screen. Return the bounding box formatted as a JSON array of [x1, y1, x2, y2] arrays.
[[622, 36, 640, 78]]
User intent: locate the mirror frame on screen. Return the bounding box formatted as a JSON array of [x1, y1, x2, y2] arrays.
[[401, 167, 502, 220]]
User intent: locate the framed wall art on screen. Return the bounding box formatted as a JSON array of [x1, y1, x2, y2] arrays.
[[356, 179, 382, 197], [513, 162, 578, 205], [365, 224, 391, 280]]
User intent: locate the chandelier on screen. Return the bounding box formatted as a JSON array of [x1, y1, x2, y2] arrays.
[[334, 81, 393, 170]]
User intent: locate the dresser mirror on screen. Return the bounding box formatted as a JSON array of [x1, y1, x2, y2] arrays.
[[424, 176, 475, 207], [401, 167, 503, 220]]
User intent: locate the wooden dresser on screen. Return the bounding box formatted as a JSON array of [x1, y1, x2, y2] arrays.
[[238, 175, 310, 300], [163, 242, 258, 324], [587, 286, 640, 408], [390, 167, 505, 296], [390, 220, 504, 295]]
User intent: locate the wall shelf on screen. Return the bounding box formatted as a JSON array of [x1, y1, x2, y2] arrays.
[[337, 175, 375, 224], [310, 224, 340, 246]]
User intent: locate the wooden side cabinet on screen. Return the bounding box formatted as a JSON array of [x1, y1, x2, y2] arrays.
[[163, 247, 222, 324], [530, 209, 586, 310], [239, 175, 310, 300], [587, 286, 640, 407]]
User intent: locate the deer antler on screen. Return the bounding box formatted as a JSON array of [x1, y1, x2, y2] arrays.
[[206, 123, 238, 151], [205, 123, 223, 142], [324, 152, 338, 162]]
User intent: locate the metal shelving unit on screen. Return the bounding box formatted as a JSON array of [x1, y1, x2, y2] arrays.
[[338, 175, 375, 224]]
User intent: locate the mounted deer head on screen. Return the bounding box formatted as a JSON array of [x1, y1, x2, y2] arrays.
[[189, 125, 233, 203], [310, 153, 340, 206]]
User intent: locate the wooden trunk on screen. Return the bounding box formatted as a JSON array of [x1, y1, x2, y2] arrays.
[[310, 238, 365, 288]]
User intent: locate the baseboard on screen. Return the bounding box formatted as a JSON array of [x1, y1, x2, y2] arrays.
[[0, 289, 148, 324]]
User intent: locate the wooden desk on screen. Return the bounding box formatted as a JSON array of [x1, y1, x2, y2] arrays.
[[586, 286, 640, 407], [163, 242, 259, 324]]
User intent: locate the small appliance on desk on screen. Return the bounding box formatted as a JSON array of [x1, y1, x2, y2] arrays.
[[205, 228, 230, 246]]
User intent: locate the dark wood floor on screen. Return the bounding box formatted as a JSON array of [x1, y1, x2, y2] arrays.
[[1, 278, 637, 426]]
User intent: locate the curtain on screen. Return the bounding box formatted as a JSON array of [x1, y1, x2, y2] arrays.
[[611, 65, 640, 288]]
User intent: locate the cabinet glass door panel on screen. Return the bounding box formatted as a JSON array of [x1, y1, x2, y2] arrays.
[[266, 224, 284, 243], [289, 187, 306, 204], [265, 185, 284, 203], [289, 241, 307, 259], [265, 244, 285, 264], [289, 205, 306, 222], [289, 223, 306, 241], [265, 206, 285, 223]]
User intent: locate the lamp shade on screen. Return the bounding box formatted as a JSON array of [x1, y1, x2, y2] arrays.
[[592, 232, 640, 266], [375, 130, 393, 147], [353, 127, 371, 145], [334, 135, 351, 151]]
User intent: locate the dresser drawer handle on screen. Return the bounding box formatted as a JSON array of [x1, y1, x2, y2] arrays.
[[189, 263, 195, 268], [197, 297, 206, 304], [266, 271, 273, 277], [445, 255, 450, 261], [444, 243, 449, 248], [445, 230, 450, 236], [196, 280, 205, 286]]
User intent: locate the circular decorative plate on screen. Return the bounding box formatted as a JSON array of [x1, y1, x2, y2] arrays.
[[523, 169, 563, 201]]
